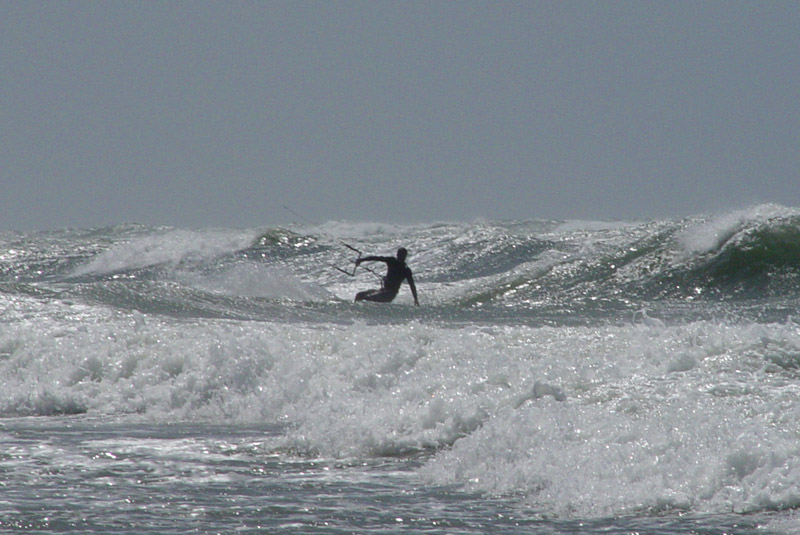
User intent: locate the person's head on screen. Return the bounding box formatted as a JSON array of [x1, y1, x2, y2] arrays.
[[397, 247, 408, 262]]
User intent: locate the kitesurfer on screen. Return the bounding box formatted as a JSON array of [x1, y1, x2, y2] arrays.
[[354, 247, 419, 306]]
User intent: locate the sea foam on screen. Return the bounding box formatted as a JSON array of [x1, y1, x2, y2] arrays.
[[3, 292, 800, 518], [3, 207, 800, 523], [70, 229, 257, 277]]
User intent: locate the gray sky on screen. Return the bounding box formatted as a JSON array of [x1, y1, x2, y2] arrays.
[[2, 1, 798, 230]]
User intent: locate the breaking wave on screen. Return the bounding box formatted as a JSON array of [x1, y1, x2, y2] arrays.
[[2, 204, 800, 520], [2, 204, 798, 323]]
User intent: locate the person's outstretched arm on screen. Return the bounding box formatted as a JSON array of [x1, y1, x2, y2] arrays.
[[356, 256, 391, 265]]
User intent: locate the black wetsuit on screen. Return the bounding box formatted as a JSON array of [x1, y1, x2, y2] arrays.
[[355, 256, 418, 305]]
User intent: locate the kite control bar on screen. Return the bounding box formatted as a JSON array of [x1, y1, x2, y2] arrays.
[[282, 205, 382, 281]]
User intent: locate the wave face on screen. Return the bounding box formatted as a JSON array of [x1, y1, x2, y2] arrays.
[[2, 204, 800, 520], [3, 204, 797, 323]]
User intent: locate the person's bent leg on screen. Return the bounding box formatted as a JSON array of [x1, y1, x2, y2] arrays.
[[355, 288, 397, 303], [355, 289, 375, 302]]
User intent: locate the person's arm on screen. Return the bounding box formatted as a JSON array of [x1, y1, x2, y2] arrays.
[[407, 271, 419, 306], [356, 256, 391, 266]]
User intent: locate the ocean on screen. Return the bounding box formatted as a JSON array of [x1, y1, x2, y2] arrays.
[[2, 204, 800, 534]]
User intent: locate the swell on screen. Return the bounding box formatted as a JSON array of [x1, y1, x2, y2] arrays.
[[440, 207, 800, 308], [633, 211, 800, 300], [1, 206, 799, 322], [696, 218, 800, 295]]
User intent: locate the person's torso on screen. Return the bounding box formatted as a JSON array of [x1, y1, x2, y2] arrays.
[[383, 259, 410, 289]]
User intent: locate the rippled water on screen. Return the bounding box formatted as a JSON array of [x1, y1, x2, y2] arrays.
[[0, 418, 784, 534], [2, 205, 800, 533]]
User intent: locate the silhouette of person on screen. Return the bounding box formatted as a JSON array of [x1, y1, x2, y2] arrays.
[[354, 247, 419, 306]]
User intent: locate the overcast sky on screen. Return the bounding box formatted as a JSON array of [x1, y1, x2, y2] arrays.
[[2, 1, 798, 230]]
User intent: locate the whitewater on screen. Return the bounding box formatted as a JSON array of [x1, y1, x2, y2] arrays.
[[2, 204, 800, 534]]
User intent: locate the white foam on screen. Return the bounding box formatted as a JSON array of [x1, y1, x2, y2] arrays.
[[678, 213, 747, 256], [677, 204, 797, 257], [71, 229, 258, 276], [421, 320, 800, 517], [3, 289, 800, 519], [179, 263, 332, 301]]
